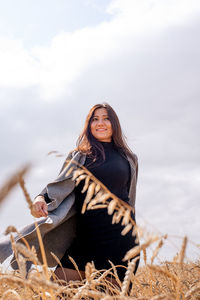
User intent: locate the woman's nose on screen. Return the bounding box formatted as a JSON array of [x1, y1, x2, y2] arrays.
[[97, 119, 104, 125]]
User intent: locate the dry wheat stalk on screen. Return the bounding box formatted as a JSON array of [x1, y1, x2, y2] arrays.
[[102, 296, 136, 300], [85, 261, 96, 282], [0, 164, 30, 206], [29, 276, 60, 290], [143, 248, 147, 265], [4, 225, 18, 235], [123, 236, 158, 261], [151, 239, 164, 265], [179, 236, 188, 266], [1, 289, 22, 300], [18, 175, 33, 211], [50, 252, 62, 269], [15, 242, 39, 265], [78, 289, 106, 299], [68, 164, 137, 237], [71, 282, 90, 300], [121, 257, 139, 296], [185, 284, 200, 299], [5, 225, 33, 256], [0, 248, 199, 300], [18, 253, 26, 278], [0, 275, 36, 290], [10, 234, 23, 278], [172, 252, 179, 263], [47, 150, 64, 157], [69, 255, 84, 281], [17, 173, 50, 283], [150, 294, 175, 300], [96, 266, 119, 286], [108, 260, 122, 288], [148, 265, 178, 284]]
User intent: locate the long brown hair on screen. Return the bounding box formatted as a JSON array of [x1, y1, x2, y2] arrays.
[[75, 103, 137, 165]]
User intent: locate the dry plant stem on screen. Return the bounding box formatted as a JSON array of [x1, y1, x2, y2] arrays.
[[0, 259, 200, 299], [10, 234, 22, 279], [97, 266, 121, 288], [15, 243, 39, 266], [1, 289, 21, 300], [5, 225, 32, 252], [76, 163, 135, 211], [50, 252, 63, 280], [148, 265, 178, 288], [34, 221, 48, 280], [185, 284, 200, 299], [143, 248, 147, 265], [151, 239, 164, 265], [179, 236, 188, 266], [18, 173, 54, 298], [34, 222, 55, 300], [149, 267, 154, 298], [85, 262, 97, 283], [108, 260, 122, 288], [121, 257, 139, 296], [69, 163, 136, 235], [123, 236, 159, 261], [18, 177, 51, 298], [0, 275, 42, 293], [150, 294, 175, 300], [69, 255, 84, 281], [71, 282, 90, 300], [18, 176, 33, 211], [0, 164, 30, 206]]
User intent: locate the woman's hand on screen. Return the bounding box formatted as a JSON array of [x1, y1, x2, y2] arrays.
[[31, 196, 48, 218]]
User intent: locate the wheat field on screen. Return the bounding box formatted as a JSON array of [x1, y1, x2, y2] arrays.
[[0, 164, 199, 299]]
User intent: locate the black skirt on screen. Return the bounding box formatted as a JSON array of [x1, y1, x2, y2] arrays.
[[60, 207, 139, 281]]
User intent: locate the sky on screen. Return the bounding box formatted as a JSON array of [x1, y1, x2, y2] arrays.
[[0, 0, 200, 266]]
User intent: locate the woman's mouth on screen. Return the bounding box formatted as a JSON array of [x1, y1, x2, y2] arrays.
[[96, 128, 107, 132]]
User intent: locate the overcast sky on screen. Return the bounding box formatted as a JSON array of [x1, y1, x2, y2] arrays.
[[0, 0, 200, 265]]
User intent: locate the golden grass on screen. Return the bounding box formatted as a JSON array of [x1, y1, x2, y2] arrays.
[[0, 164, 199, 299], [1, 259, 200, 299]]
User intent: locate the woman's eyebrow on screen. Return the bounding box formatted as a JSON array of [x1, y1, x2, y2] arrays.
[[93, 114, 108, 117]]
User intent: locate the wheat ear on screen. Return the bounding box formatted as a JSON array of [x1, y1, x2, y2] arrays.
[[121, 257, 139, 296], [0, 164, 30, 206]]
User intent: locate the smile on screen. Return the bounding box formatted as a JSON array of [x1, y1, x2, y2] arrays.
[[96, 129, 107, 131]]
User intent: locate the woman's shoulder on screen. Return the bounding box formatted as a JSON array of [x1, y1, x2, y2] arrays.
[[124, 150, 138, 166], [65, 150, 87, 166], [66, 149, 86, 159], [132, 153, 138, 165], [58, 150, 86, 175]]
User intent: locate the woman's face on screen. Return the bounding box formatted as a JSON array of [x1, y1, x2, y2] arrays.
[[90, 108, 113, 142]]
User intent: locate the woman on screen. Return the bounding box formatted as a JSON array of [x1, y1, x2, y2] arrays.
[[32, 103, 139, 282]]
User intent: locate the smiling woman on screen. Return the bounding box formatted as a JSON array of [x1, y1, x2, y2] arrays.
[[0, 103, 139, 284], [90, 108, 113, 142]]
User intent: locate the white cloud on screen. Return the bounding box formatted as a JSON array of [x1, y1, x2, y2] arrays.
[[107, 0, 200, 31], [1, 0, 200, 100], [0, 37, 39, 87]]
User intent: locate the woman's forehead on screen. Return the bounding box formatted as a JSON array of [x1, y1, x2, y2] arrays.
[[93, 107, 108, 116]]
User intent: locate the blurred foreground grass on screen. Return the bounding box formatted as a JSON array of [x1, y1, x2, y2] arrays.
[[0, 165, 199, 299]]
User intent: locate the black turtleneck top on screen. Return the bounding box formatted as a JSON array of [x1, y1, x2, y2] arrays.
[[76, 141, 131, 207]]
